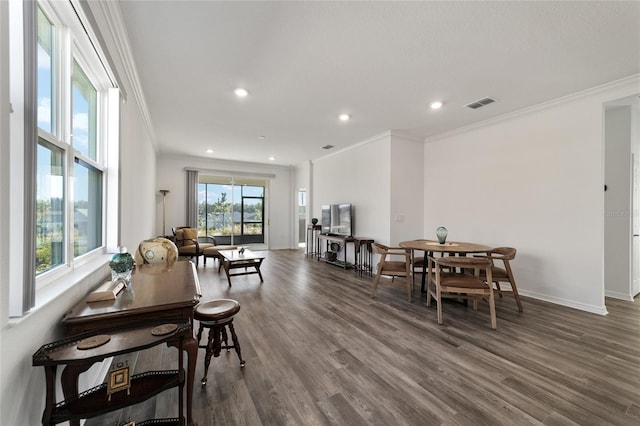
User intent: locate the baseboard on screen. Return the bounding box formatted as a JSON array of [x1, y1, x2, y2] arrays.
[[519, 290, 608, 315], [604, 290, 634, 301]]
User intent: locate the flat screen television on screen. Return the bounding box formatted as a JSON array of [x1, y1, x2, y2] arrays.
[[321, 203, 353, 237]]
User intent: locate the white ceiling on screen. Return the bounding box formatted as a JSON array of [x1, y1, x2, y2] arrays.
[[115, 0, 640, 166]]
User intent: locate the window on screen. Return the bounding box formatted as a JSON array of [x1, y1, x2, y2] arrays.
[[73, 159, 102, 256], [9, 0, 120, 315], [198, 178, 266, 245], [36, 139, 65, 274], [37, 6, 55, 134], [72, 60, 98, 160]]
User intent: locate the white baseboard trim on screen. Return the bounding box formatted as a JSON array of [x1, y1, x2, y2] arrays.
[[519, 290, 608, 315], [604, 290, 634, 301]]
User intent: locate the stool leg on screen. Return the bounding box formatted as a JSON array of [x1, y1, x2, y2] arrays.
[[221, 326, 229, 351], [196, 323, 204, 346], [227, 322, 246, 367], [201, 325, 222, 386], [212, 326, 223, 358]]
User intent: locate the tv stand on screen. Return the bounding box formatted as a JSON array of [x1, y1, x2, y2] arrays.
[[318, 234, 354, 269], [317, 234, 374, 275]]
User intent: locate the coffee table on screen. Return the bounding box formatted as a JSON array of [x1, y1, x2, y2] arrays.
[[218, 249, 265, 286]]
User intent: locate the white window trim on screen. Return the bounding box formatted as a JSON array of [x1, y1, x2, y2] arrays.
[[8, 0, 119, 317]]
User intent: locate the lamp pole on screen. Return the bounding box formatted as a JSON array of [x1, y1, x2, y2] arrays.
[[159, 190, 170, 236]]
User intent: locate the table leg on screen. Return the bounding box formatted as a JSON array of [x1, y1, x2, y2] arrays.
[[421, 251, 432, 294], [224, 261, 232, 286], [256, 260, 264, 282], [184, 335, 197, 422], [61, 362, 93, 426]]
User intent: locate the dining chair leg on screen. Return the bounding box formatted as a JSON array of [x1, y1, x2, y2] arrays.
[[436, 287, 443, 325], [488, 292, 497, 329], [507, 272, 524, 313], [371, 274, 381, 299]]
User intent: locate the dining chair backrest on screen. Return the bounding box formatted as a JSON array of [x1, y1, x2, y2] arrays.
[[371, 243, 413, 302], [427, 255, 497, 329], [479, 246, 522, 312]]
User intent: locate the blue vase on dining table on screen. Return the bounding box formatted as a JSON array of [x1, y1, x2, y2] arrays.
[[436, 226, 448, 244]]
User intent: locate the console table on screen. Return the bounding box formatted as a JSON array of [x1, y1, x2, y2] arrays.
[[33, 319, 191, 425], [317, 234, 374, 273], [60, 260, 201, 425]]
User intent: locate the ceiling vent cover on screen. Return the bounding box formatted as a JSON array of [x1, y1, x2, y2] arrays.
[[465, 97, 496, 109], [322, 144, 335, 150]]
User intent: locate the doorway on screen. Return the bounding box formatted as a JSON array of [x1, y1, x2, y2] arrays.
[[298, 190, 307, 248], [633, 154, 639, 296], [604, 95, 640, 301], [198, 176, 268, 247]]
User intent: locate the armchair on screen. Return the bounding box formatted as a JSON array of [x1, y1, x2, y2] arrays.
[[171, 227, 214, 266]]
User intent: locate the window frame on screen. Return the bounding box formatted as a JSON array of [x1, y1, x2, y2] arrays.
[[34, 1, 110, 289], [8, 0, 119, 316]]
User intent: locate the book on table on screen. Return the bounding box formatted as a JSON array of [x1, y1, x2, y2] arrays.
[[87, 280, 125, 302]]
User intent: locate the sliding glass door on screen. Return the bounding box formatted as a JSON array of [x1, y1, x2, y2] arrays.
[[198, 176, 266, 245]]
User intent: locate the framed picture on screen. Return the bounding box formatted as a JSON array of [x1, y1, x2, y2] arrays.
[[107, 361, 131, 400]]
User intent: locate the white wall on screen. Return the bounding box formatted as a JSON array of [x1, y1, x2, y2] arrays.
[[390, 133, 424, 245], [313, 133, 392, 257], [424, 78, 639, 315], [156, 155, 294, 250], [604, 105, 633, 300], [119, 97, 158, 252]]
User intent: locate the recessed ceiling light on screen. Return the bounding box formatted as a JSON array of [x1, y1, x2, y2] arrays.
[[206, 149, 213, 154], [258, 136, 266, 140], [234, 88, 249, 97], [430, 101, 443, 110], [268, 156, 275, 161], [339, 114, 350, 121]]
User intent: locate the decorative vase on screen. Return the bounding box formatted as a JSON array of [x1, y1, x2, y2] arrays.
[[436, 226, 448, 244], [109, 247, 135, 286], [135, 237, 178, 266], [311, 218, 318, 225]]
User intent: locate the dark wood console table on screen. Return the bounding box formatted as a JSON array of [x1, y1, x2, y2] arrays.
[[33, 319, 192, 425], [60, 260, 201, 425]]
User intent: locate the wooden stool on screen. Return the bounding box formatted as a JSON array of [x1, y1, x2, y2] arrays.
[[194, 299, 245, 386]]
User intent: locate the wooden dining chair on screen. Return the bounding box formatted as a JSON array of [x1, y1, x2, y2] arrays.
[[426, 255, 497, 329], [371, 243, 413, 302], [476, 247, 523, 312]]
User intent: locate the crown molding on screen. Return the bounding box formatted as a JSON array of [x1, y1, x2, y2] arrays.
[[425, 74, 640, 144], [86, 0, 158, 153]]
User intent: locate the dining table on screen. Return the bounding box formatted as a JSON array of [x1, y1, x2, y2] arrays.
[[399, 239, 493, 294]]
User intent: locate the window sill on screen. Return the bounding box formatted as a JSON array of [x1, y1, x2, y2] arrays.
[[8, 254, 111, 326]]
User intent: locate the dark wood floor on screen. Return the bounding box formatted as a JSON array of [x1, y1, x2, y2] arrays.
[[87, 249, 640, 426]]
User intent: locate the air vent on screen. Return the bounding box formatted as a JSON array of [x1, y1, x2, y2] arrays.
[[322, 145, 335, 150], [465, 97, 496, 109]]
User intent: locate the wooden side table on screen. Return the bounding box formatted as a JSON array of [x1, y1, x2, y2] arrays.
[[33, 319, 192, 425], [306, 224, 322, 257], [354, 238, 374, 276]]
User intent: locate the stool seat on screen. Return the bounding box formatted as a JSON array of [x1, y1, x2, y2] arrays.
[[195, 298, 245, 385], [194, 299, 240, 322]]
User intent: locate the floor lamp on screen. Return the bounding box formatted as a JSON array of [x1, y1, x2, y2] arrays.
[[159, 190, 170, 236]]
